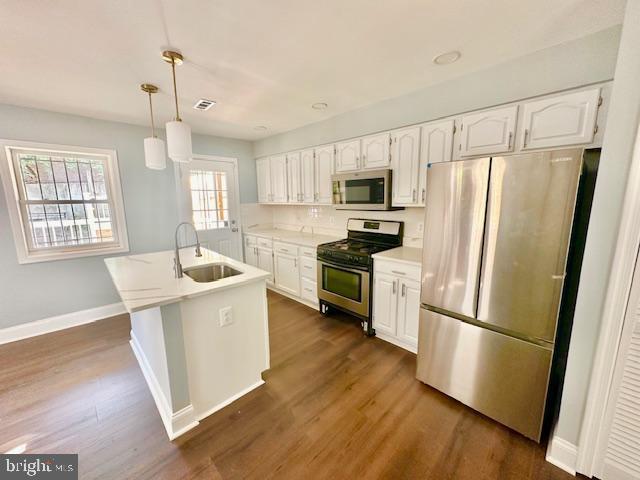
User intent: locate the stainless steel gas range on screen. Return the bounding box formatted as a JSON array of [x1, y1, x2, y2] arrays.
[[317, 219, 403, 336]]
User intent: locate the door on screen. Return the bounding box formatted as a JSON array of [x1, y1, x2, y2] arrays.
[[269, 154, 288, 202], [315, 145, 334, 204], [176, 157, 242, 260], [596, 251, 640, 480], [476, 150, 582, 342], [459, 105, 518, 157], [418, 120, 454, 206], [274, 253, 300, 296], [416, 309, 553, 441], [391, 127, 421, 206], [361, 133, 391, 169], [421, 157, 490, 318], [256, 157, 271, 203], [257, 247, 274, 283], [373, 272, 397, 336], [300, 148, 315, 203], [521, 88, 600, 150], [335, 140, 361, 172], [286, 152, 301, 203], [397, 279, 421, 346]]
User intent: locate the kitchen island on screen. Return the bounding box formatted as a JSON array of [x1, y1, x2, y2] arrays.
[[104, 247, 270, 440]]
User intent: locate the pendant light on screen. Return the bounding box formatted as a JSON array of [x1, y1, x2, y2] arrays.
[[140, 84, 167, 170], [162, 50, 193, 163]]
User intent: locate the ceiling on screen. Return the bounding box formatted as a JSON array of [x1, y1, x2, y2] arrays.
[[0, 0, 625, 141]]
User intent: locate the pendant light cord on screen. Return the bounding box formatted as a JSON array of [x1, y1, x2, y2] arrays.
[[147, 92, 156, 138], [171, 60, 181, 121]]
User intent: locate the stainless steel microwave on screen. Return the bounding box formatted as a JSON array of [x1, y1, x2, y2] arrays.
[[331, 169, 399, 211]]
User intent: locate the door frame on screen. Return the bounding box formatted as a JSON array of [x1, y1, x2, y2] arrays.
[[173, 153, 243, 258], [575, 125, 640, 476]]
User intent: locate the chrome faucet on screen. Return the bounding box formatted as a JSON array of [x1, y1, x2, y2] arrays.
[[174, 222, 202, 278]]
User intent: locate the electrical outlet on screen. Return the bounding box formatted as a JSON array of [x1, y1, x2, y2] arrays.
[[219, 306, 233, 327]]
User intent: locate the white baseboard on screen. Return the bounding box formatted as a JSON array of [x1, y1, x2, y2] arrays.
[[129, 332, 199, 440], [375, 332, 417, 354], [0, 302, 126, 345], [546, 435, 578, 476], [267, 285, 319, 310], [196, 379, 265, 422]]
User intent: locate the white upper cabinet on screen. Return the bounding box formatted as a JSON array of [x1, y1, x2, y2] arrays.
[[391, 126, 421, 206], [335, 139, 361, 172], [459, 105, 518, 157], [269, 154, 288, 203], [418, 119, 454, 206], [521, 88, 601, 150], [315, 145, 334, 204], [361, 133, 391, 169], [300, 149, 315, 203], [256, 157, 271, 203], [286, 151, 301, 203]]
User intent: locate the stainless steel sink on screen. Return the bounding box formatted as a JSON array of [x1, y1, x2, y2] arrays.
[[183, 264, 242, 283]]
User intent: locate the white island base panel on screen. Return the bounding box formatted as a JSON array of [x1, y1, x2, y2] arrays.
[[128, 278, 269, 440]]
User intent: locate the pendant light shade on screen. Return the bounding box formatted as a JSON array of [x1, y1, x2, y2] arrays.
[[165, 120, 192, 163], [162, 50, 192, 163], [140, 83, 167, 170], [144, 136, 167, 170]]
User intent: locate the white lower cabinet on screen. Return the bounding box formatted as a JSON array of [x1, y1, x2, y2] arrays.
[[373, 258, 421, 352], [257, 246, 274, 284], [274, 251, 300, 296]]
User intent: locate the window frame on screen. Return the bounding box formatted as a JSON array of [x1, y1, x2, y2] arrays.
[[0, 139, 129, 264]]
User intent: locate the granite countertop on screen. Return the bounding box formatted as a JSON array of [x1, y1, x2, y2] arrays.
[[104, 247, 270, 313], [244, 227, 342, 247], [372, 246, 423, 266]]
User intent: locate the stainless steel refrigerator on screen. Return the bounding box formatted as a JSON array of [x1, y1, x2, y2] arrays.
[[416, 149, 583, 441]]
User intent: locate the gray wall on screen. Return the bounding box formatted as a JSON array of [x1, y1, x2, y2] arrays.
[[555, 0, 640, 446], [254, 26, 620, 157], [0, 104, 254, 328]]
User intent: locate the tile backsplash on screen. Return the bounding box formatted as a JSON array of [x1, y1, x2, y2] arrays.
[[240, 203, 425, 247]]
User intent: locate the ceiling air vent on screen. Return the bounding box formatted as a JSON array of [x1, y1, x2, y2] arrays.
[[193, 99, 216, 111]]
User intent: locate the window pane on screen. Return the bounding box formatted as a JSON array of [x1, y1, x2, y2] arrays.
[[189, 169, 229, 231]]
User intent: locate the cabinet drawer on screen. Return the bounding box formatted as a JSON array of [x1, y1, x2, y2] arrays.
[[245, 235, 257, 247], [374, 259, 421, 282], [300, 256, 317, 280], [300, 277, 318, 304], [257, 237, 273, 249], [299, 246, 317, 259], [274, 242, 298, 256]]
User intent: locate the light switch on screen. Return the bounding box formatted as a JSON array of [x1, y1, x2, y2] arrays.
[[219, 306, 233, 327]]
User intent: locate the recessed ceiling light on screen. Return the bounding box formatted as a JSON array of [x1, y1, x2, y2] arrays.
[[254, 126, 267, 131], [312, 102, 328, 110], [433, 51, 461, 66]]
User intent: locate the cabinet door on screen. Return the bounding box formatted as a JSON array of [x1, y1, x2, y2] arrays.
[[286, 152, 301, 203], [257, 248, 274, 283], [397, 279, 421, 348], [459, 105, 518, 157], [361, 133, 390, 169], [244, 237, 258, 267], [373, 272, 398, 336], [335, 140, 361, 172], [274, 253, 300, 296], [418, 120, 454, 206], [300, 148, 315, 203], [269, 154, 288, 202], [315, 145, 334, 204], [521, 88, 600, 150], [391, 127, 421, 206], [256, 158, 271, 203]]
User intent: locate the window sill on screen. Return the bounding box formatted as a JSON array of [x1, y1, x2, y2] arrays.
[[17, 243, 130, 264]]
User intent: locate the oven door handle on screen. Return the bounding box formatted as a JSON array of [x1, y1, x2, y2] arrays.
[[317, 259, 370, 274]]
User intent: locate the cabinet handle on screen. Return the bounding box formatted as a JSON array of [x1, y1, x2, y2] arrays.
[[421, 188, 426, 202], [507, 131, 513, 149], [304, 265, 312, 269], [523, 129, 529, 148], [412, 189, 417, 202], [392, 280, 397, 294], [391, 270, 406, 275], [294, 258, 297, 267], [401, 283, 406, 297], [362, 154, 366, 165]]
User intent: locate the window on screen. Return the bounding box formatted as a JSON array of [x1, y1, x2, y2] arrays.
[[189, 169, 230, 230], [0, 140, 129, 263]]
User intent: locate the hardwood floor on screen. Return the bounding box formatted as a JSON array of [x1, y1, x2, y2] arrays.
[[0, 291, 575, 479]]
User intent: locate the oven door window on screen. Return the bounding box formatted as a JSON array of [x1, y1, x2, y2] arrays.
[[322, 264, 362, 302]]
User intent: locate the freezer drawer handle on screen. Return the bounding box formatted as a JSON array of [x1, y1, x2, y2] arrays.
[[391, 270, 406, 275]]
